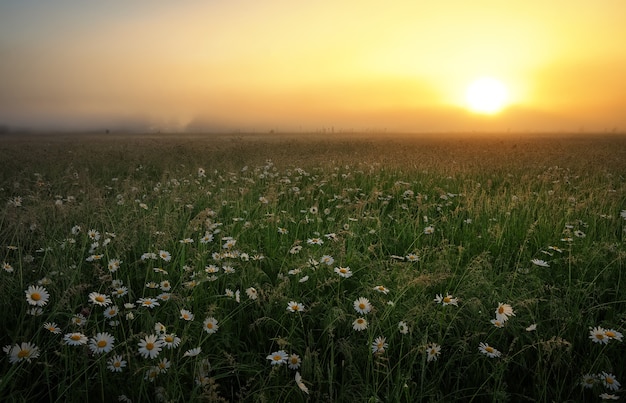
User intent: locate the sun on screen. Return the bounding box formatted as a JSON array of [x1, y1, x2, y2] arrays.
[[465, 77, 509, 114]]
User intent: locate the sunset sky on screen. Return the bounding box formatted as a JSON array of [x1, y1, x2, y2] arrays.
[[1, 0, 625, 133]]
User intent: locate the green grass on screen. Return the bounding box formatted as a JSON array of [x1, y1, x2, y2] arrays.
[[0, 132, 625, 402]]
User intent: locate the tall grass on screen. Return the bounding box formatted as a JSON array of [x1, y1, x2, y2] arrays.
[[1, 132, 625, 402]]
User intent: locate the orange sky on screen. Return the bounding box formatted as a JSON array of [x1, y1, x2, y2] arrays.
[[1, 0, 625, 133]]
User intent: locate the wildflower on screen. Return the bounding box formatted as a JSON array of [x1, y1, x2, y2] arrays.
[[580, 373, 596, 389], [605, 329, 623, 342], [137, 297, 160, 309], [159, 280, 171, 291], [28, 307, 43, 316], [64, 332, 88, 346], [334, 266, 353, 278], [307, 238, 324, 245], [222, 238, 236, 249], [405, 253, 419, 262], [200, 232, 214, 244], [299, 275, 309, 283], [159, 250, 171, 261], [434, 294, 458, 307], [3, 262, 14, 273], [160, 333, 181, 349], [426, 343, 441, 362], [287, 353, 302, 370], [145, 367, 160, 382], [112, 286, 128, 298], [352, 317, 368, 331], [600, 393, 620, 400], [25, 285, 50, 307], [589, 326, 609, 344], [353, 297, 372, 314], [490, 318, 505, 328], [157, 292, 171, 301], [145, 281, 159, 289], [287, 301, 305, 313], [320, 255, 334, 265], [225, 288, 234, 298], [183, 347, 201, 357], [179, 309, 194, 321], [107, 355, 127, 372], [8, 342, 40, 364], [478, 342, 501, 358], [71, 313, 87, 327], [87, 229, 101, 240], [372, 336, 388, 354], [295, 371, 309, 394], [531, 259, 550, 267], [495, 303, 515, 322], [423, 226, 435, 235], [289, 245, 303, 254], [599, 372, 621, 392], [398, 321, 409, 334], [43, 322, 61, 334], [138, 334, 164, 359], [246, 287, 258, 300], [103, 306, 119, 319], [107, 259, 121, 272], [373, 285, 389, 294], [277, 227, 288, 234], [89, 332, 115, 354], [203, 317, 219, 334], [88, 292, 112, 307], [574, 230, 586, 238], [266, 350, 288, 365], [155, 357, 171, 373]]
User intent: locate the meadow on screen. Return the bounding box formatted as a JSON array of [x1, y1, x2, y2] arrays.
[[1, 131, 625, 402]]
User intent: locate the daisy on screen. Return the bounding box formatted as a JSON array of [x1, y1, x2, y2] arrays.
[[277, 227, 288, 235], [103, 306, 119, 319], [107, 259, 121, 273], [159, 280, 172, 291], [307, 238, 324, 245], [599, 393, 620, 400], [295, 372, 309, 394], [334, 266, 353, 278], [373, 285, 389, 294], [64, 332, 88, 346], [371, 336, 388, 354], [88, 292, 112, 307], [600, 372, 621, 392], [423, 226, 435, 235], [155, 357, 171, 373], [89, 332, 115, 354], [531, 259, 550, 267], [71, 313, 87, 327], [245, 287, 258, 300], [43, 322, 61, 334], [179, 309, 194, 321], [8, 342, 40, 364], [159, 250, 171, 261], [107, 355, 127, 372], [589, 326, 609, 344], [287, 301, 305, 313], [398, 321, 409, 335], [112, 286, 128, 298], [203, 317, 219, 334], [426, 343, 441, 362], [580, 373, 596, 389], [352, 317, 368, 331], [490, 318, 505, 328], [25, 285, 50, 307], [266, 350, 288, 365], [138, 334, 164, 359], [287, 353, 302, 370], [160, 333, 181, 349], [495, 303, 515, 322], [3, 262, 14, 273], [137, 297, 160, 309], [526, 324, 537, 332], [405, 253, 420, 262], [320, 255, 335, 265], [434, 294, 458, 307], [605, 328, 623, 342], [183, 347, 201, 357], [353, 297, 372, 314], [478, 342, 501, 358]]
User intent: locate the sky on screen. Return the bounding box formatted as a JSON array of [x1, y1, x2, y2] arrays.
[[1, 0, 625, 133]]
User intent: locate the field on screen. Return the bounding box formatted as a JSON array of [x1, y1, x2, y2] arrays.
[[1, 132, 625, 402]]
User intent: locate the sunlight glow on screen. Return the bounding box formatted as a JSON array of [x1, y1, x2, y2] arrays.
[[465, 77, 509, 115]]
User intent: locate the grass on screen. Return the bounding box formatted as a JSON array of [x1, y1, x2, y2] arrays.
[[0, 131, 625, 402]]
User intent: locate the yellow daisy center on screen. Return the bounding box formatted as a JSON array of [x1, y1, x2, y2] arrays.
[[164, 336, 174, 343], [606, 377, 614, 384], [17, 350, 29, 358], [498, 306, 505, 314], [97, 340, 107, 348], [31, 293, 41, 301], [595, 333, 605, 340], [145, 342, 154, 350], [443, 296, 451, 303], [359, 303, 366, 309], [605, 331, 615, 338], [485, 346, 494, 353], [114, 362, 121, 367], [95, 295, 105, 303], [273, 355, 282, 361], [70, 334, 82, 341], [206, 323, 213, 329]]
